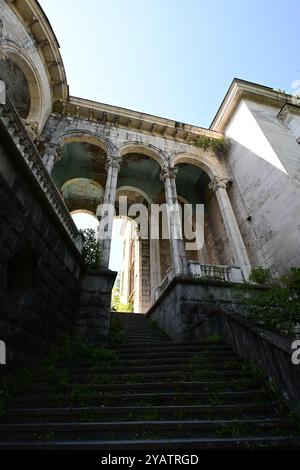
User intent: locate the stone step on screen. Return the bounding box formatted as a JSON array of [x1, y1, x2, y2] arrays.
[[55, 363, 243, 376], [0, 418, 294, 441], [57, 351, 241, 370], [14, 380, 259, 395], [2, 403, 279, 421], [6, 389, 269, 409], [116, 356, 239, 367], [58, 356, 239, 368], [65, 369, 244, 383], [111, 341, 230, 351], [2, 436, 300, 450], [111, 350, 236, 360]]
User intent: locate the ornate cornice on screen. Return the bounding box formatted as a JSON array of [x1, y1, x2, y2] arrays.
[[52, 96, 224, 145], [5, 0, 68, 105]]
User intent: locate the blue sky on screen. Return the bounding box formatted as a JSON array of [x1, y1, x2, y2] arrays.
[[40, 0, 300, 271], [40, 0, 300, 128]]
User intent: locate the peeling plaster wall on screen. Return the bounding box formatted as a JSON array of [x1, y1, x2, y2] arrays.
[[225, 99, 300, 276]]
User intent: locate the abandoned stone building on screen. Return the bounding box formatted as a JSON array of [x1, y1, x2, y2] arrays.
[[0, 0, 300, 450]]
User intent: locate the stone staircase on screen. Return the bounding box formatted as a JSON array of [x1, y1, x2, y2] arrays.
[[0, 312, 299, 450]]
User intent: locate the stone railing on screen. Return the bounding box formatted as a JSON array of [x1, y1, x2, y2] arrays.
[[154, 262, 244, 301], [0, 90, 82, 253], [195, 309, 300, 410], [187, 261, 244, 282], [154, 266, 174, 301]]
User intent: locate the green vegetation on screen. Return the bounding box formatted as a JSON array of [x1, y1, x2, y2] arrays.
[[249, 266, 271, 285], [247, 267, 300, 336], [80, 228, 101, 269], [47, 335, 118, 365], [206, 334, 222, 343], [109, 316, 127, 345], [194, 135, 230, 156], [111, 279, 133, 312], [0, 334, 118, 415]]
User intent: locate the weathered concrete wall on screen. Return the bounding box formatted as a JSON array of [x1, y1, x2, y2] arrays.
[[42, 115, 228, 180], [78, 269, 117, 344], [225, 99, 300, 276], [195, 310, 300, 410], [147, 276, 266, 342], [0, 125, 82, 365]]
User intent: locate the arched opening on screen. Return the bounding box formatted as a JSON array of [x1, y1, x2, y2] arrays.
[[0, 57, 30, 118], [52, 141, 107, 191], [71, 210, 99, 231], [52, 140, 107, 217], [110, 217, 136, 313], [0, 47, 43, 125], [175, 162, 234, 267], [112, 154, 164, 312], [62, 179, 104, 214]]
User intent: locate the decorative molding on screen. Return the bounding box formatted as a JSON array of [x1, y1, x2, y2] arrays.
[[52, 96, 224, 146]]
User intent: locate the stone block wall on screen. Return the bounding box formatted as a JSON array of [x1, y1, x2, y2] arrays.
[[78, 268, 117, 344], [147, 276, 268, 342], [0, 131, 82, 366]]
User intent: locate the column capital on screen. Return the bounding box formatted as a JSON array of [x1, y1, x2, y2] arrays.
[[106, 154, 122, 171], [160, 165, 178, 181], [209, 176, 231, 192]]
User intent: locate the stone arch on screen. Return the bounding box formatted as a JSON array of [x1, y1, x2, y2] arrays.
[[117, 141, 168, 168], [52, 130, 115, 156], [116, 185, 152, 205], [61, 178, 104, 194], [172, 152, 227, 180], [0, 43, 44, 128], [61, 178, 104, 214], [70, 209, 99, 220]]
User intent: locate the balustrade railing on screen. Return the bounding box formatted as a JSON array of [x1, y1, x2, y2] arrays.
[[154, 261, 244, 300], [0, 90, 82, 252]]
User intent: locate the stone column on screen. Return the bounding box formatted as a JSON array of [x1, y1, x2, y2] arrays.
[[161, 166, 187, 276], [209, 176, 251, 279], [98, 154, 121, 267], [42, 143, 62, 174]]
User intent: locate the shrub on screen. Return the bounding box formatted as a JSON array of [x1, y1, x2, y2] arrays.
[[249, 267, 271, 285], [248, 267, 300, 336], [80, 228, 101, 269]]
